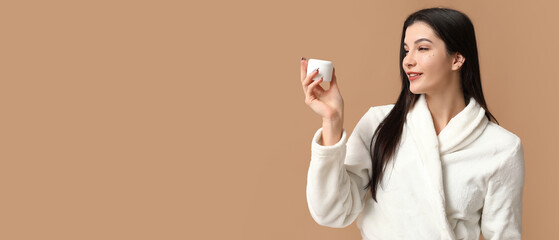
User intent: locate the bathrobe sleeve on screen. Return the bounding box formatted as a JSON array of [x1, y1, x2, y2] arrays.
[[306, 108, 379, 227], [481, 138, 525, 239]]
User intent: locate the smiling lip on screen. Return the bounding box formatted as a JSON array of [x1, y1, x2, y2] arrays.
[[407, 72, 423, 81]]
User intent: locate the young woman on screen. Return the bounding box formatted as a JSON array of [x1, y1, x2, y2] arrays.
[[300, 8, 525, 240]]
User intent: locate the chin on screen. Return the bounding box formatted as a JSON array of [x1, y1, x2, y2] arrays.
[[409, 87, 425, 95], [409, 82, 430, 95]]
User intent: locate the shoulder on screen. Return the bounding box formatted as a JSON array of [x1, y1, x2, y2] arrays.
[[352, 104, 395, 136], [363, 103, 395, 122], [482, 122, 525, 185], [481, 122, 524, 175], [483, 122, 523, 153]]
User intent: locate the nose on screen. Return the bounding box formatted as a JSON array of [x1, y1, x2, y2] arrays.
[[402, 52, 416, 70]]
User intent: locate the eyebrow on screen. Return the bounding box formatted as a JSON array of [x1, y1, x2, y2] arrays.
[[403, 38, 433, 46]]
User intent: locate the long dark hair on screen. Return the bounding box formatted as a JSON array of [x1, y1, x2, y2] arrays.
[[365, 8, 498, 202]]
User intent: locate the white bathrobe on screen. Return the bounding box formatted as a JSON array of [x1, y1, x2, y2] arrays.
[[306, 94, 524, 240]]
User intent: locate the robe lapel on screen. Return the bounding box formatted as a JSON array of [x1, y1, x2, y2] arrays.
[[437, 97, 489, 154], [406, 94, 454, 239], [405, 94, 488, 240]]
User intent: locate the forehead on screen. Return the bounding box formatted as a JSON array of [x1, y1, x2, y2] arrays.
[[404, 21, 439, 44]]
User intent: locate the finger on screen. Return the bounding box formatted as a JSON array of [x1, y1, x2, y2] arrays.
[[302, 68, 320, 92], [311, 85, 325, 98], [300, 57, 307, 81], [329, 68, 339, 90], [302, 61, 319, 83], [306, 77, 324, 100]]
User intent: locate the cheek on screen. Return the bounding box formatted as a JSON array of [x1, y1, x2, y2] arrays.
[[419, 54, 434, 69], [420, 53, 446, 73]]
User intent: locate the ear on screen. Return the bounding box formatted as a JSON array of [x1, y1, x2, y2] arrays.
[[451, 52, 465, 71]]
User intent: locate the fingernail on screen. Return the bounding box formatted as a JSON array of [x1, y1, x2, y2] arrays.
[[301, 57, 306, 61], [315, 68, 319, 72]]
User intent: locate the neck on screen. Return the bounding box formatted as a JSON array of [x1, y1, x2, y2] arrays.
[[424, 91, 466, 135]]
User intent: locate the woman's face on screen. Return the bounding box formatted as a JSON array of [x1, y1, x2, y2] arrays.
[[402, 21, 459, 95]]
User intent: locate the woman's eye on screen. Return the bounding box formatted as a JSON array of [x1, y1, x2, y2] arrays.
[[419, 47, 429, 51]]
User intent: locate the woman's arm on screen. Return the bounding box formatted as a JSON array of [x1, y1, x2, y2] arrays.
[[300, 57, 378, 227], [306, 108, 379, 227], [480, 139, 525, 239]]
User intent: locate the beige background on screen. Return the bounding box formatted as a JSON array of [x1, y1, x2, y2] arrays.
[[2, 0, 558, 239]]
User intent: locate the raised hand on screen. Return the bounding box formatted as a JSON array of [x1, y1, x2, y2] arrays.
[[300, 58, 344, 145]]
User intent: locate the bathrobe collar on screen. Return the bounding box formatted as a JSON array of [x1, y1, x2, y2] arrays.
[[405, 94, 488, 239]]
